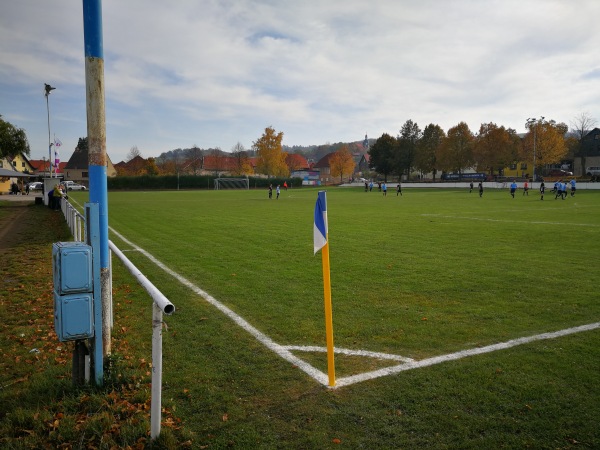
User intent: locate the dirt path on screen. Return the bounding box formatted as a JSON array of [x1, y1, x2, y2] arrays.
[[0, 205, 31, 251]]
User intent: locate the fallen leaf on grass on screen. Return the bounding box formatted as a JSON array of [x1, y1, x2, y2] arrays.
[[332, 438, 342, 444]]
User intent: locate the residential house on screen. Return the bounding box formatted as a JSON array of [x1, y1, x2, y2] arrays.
[[29, 159, 67, 178], [115, 155, 147, 175], [574, 128, 600, 176], [0, 155, 36, 194], [63, 145, 117, 185], [357, 153, 370, 175], [201, 154, 256, 176], [502, 162, 531, 179], [313, 152, 336, 185]]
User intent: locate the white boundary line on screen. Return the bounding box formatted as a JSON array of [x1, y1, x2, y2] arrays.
[[282, 345, 415, 363], [421, 213, 600, 227], [109, 226, 600, 389], [333, 322, 600, 388]]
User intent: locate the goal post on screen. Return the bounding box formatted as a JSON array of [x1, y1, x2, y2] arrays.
[[214, 177, 250, 190]]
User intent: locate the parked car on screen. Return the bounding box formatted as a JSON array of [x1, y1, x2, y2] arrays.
[[65, 182, 87, 191], [27, 181, 43, 191], [586, 166, 600, 176]]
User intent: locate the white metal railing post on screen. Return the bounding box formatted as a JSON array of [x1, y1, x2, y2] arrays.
[[63, 200, 86, 242], [108, 240, 175, 439], [151, 302, 163, 439]]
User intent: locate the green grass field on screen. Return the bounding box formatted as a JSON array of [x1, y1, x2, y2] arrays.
[[63, 187, 600, 447]]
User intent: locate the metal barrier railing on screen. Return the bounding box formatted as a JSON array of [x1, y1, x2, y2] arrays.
[[60, 199, 174, 439], [62, 199, 86, 242]]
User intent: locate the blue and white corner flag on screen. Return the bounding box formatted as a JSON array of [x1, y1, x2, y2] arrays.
[[314, 191, 328, 254]]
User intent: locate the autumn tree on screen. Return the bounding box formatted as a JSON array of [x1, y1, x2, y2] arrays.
[[158, 158, 176, 175], [368, 133, 398, 181], [285, 153, 306, 173], [415, 124, 445, 180], [396, 119, 421, 180], [231, 142, 253, 176], [254, 126, 288, 177], [145, 157, 159, 175], [329, 145, 356, 182], [0, 115, 30, 158], [437, 122, 474, 175], [522, 119, 568, 173], [473, 123, 521, 176]]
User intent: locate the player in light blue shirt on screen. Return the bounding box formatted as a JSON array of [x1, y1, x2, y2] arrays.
[[510, 181, 517, 198], [570, 179, 576, 197], [555, 181, 563, 200]]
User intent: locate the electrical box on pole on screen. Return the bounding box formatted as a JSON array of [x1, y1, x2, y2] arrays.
[[52, 242, 94, 342]]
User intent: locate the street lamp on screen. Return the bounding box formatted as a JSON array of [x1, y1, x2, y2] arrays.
[[526, 116, 544, 182], [45, 83, 56, 178]]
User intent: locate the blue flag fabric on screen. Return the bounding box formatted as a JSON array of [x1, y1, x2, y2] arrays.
[[314, 191, 327, 254]]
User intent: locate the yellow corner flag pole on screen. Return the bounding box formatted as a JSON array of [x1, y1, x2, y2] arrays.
[[314, 191, 335, 386], [321, 238, 336, 386]]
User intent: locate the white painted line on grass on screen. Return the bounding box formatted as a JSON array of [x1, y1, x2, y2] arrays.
[[109, 227, 600, 389], [283, 345, 415, 363], [421, 214, 600, 227], [334, 322, 600, 388]]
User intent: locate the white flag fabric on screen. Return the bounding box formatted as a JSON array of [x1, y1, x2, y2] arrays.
[[54, 138, 62, 172], [313, 191, 327, 254]]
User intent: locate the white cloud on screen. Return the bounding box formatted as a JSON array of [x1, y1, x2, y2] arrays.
[[1, 0, 599, 162]]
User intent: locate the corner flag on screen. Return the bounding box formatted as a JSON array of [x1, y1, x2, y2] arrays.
[[314, 191, 327, 254], [313, 190, 335, 386]]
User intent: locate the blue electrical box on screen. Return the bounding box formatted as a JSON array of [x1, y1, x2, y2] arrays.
[[53, 242, 93, 294], [54, 293, 94, 342], [52, 242, 94, 341]]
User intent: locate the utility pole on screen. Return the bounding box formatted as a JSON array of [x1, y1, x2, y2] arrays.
[[44, 83, 56, 178]]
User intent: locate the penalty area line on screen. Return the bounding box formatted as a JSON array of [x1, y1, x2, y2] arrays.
[[333, 322, 600, 388], [283, 345, 415, 363]]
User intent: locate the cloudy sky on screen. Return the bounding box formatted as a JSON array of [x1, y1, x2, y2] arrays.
[[1, 1, 599, 164]]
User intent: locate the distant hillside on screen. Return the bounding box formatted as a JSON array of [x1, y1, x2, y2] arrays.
[[157, 139, 375, 163]]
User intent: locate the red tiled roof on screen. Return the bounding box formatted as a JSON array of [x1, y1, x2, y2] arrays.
[[313, 152, 336, 168], [29, 159, 67, 173]]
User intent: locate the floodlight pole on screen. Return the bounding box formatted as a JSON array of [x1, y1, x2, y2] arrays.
[[45, 84, 56, 178], [526, 117, 543, 182], [83, 0, 111, 363]]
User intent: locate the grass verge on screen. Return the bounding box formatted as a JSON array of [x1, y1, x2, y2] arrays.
[[2, 188, 600, 448]]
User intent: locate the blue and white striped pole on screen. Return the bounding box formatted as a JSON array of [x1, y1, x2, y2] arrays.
[[83, 0, 110, 382]]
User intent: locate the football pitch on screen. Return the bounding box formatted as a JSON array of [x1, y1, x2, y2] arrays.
[[73, 187, 600, 447]]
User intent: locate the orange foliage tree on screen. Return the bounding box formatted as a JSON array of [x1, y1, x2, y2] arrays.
[[329, 145, 356, 182], [254, 126, 289, 177], [522, 119, 568, 171], [436, 122, 474, 175], [285, 153, 307, 173], [473, 123, 521, 175]]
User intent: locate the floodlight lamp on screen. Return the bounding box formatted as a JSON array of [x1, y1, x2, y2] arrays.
[[44, 83, 56, 96]]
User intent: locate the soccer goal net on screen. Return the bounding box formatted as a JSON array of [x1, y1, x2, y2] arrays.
[[214, 177, 250, 190]]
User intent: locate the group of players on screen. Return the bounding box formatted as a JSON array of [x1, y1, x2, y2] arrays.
[[509, 179, 576, 200]]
